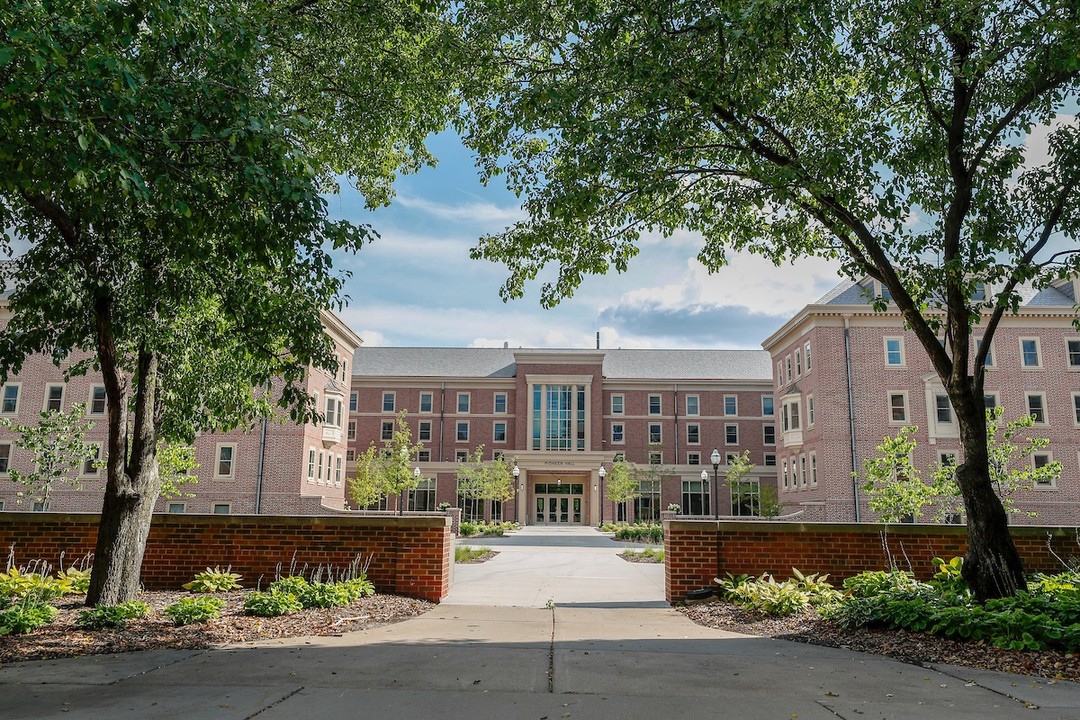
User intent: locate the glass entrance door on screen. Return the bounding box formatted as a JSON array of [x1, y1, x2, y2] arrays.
[[533, 482, 584, 524]]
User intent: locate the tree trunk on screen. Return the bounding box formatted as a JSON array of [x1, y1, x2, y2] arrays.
[[953, 392, 1026, 601]]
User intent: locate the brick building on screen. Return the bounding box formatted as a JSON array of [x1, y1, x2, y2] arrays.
[[762, 276, 1080, 524], [348, 348, 776, 525], [0, 304, 361, 516]]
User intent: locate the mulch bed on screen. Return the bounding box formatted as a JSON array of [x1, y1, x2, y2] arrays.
[[1, 590, 433, 664], [458, 551, 498, 564], [680, 601, 1080, 682]]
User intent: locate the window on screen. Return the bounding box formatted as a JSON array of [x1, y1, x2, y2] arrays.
[[648, 423, 662, 444], [317, 451, 325, 483], [1033, 453, 1055, 488], [685, 395, 700, 416], [762, 396, 774, 416], [935, 395, 952, 423], [782, 400, 800, 431], [335, 456, 343, 486], [804, 342, 812, 372], [686, 423, 700, 445], [44, 384, 64, 412], [800, 455, 808, 487], [725, 424, 738, 445], [889, 393, 908, 423], [971, 282, 987, 302], [457, 393, 470, 413], [82, 444, 101, 476], [730, 478, 760, 517], [346, 449, 355, 462], [0, 443, 9, 473], [807, 395, 815, 426], [89, 386, 107, 415], [1068, 339, 1080, 369], [32, 501, 46, 512], [940, 452, 957, 467], [687, 452, 700, 465], [635, 479, 661, 523], [726, 453, 739, 465], [681, 478, 710, 515], [611, 423, 624, 443], [458, 481, 483, 521], [1020, 338, 1041, 368], [325, 397, 342, 427], [215, 445, 235, 478], [382, 392, 395, 412], [493, 422, 507, 442], [167, 502, 185, 514], [455, 450, 468, 462], [419, 392, 433, 413], [494, 392, 507, 413], [1027, 393, 1046, 424], [648, 395, 661, 415], [418, 421, 432, 442], [417, 450, 430, 462], [349, 392, 358, 412], [456, 421, 469, 442], [531, 383, 589, 451], [984, 392, 999, 410], [307, 448, 316, 483], [1, 384, 19, 414], [611, 394, 624, 414], [381, 421, 394, 441], [777, 362, 784, 386], [409, 478, 436, 511], [794, 349, 802, 376], [724, 395, 737, 416], [781, 460, 789, 491], [884, 337, 904, 366], [648, 451, 662, 465], [785, 356, 792, 382], [975, 338, 994, 368], [212, 503, 231, 515], [763, 425, 776, 445], [764, 453, 776, 467], [1073, 393, 1080, 424], [810, 452, 818, 487], [347, 420, 356, 440]]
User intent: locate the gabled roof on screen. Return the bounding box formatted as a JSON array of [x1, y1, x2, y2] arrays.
[[352, 347, 773, 381], [813, 278, 1074, 309]]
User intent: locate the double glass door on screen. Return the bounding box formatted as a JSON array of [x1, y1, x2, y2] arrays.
[[534, 482, 584, 524]]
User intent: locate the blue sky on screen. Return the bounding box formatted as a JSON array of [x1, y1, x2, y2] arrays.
[[328, 132, 844, 350]]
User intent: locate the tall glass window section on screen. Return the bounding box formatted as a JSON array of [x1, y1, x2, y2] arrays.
[[532, 384, 587, 451]]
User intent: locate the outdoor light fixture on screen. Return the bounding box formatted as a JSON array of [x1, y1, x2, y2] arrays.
[[402, 466, 420, 516], [513, 465, 521, 523], [710, 449, 721, 520], [598, 465, 607, 526]]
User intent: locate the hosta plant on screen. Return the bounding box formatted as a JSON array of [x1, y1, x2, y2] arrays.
[[0, 598, 58, 634], [164, 596, 225, 626], [183, 567, 242, 593], [244, 590, 303, 617], [75, 601, 151, 630]]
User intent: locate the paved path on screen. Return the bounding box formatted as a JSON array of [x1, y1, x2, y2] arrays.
[[3, 528, 1080, 719]]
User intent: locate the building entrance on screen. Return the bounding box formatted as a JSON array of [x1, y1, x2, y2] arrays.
[[533, 482, 584, 525]]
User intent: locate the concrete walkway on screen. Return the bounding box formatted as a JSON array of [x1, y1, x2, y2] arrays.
[[3, 528, 1080, 719]]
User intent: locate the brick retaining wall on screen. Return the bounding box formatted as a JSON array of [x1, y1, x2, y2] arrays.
[[664, 520, 1080, 603], [0, 512, 453, 602]]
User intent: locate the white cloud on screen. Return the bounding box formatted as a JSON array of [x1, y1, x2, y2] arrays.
[[357, 329, 389, 347], [1024, 113, 1078, 167], [394, 194, 525, 225]]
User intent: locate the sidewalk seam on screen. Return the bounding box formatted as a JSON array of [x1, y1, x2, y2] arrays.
[[548, 605, 555, 693]]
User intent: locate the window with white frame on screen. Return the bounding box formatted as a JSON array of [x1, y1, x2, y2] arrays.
[[648, 423, 662, 444], [1020, 337, 1042, 368], [648, 394, 661, 415], [1069, 339, 1080, 369], [804, 342, 812, 372], [346, 449, 355, 462], [1027, 393, 1046, 424], [1033, 453, 1055, 488], [724, 395, 737, 416], [417, 449, 430, 462], [409, 477, 436, 511], [212, 503, 231, 515], [781, 460, 788, 491], [382, 391, 395, 412], [975, 338, 994, 368], [648, 451, 662, 464], [785, 355, 792, 382], [681, 477, 709, 515], [781, 399, 800, 431], [455, 449, 468, 462], [456, 421, 469, 442], [762, 396, 774, 416], [685, 395, 699, 416], [935, 394, 953, 423], [324, 396, 342, 427], [349, 391, 358, 412], [984, 392, 999, 410], [764, 453, 776, 466], [457, 393, 470, 413], [494, 392, 508, 413], [794, 349, 802, 376], [0, 442, 10, 473], [686, 423, 700, 445], [889, 392, 908, 424], [807, 395, 815, 426], [939, 451, 957, 468], [418, 420, 432, 442], [44, 384, 64, 412], [82, 444, 101, 477], [347, 420, 356, 440], [810, 452, 817, 487], [726, 452, 739, 465], [1073, 393, 1080, 425], [167, 502, 185, 514], [687, 452, 700, 465], [215, 444, 235, 478], [763, 424, 776, 445], [381, 421, 394, 441], [800, 455, 807, 487], [884, 337, 905, 366], [725, 424, 738, 445], [611, 394, 624, 414], [1, 384, 19, 414], [335, 456, 343, 485], [493, 422, 507, 442], [611, 423, 624, 443], [776, 362, 784, 386], [307, 448, 316, 482], [419, 392, 433, 413], [89, 385, 107, 415]]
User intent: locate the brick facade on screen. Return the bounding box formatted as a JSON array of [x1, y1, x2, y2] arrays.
[[0, 512, 452, 602]]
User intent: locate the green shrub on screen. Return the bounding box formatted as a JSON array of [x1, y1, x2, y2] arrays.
[[269, 576, 310, 596], [76, 601, 151, 630], [57, 567, 92, 595], [244, 590, 303, 617], [0, 598, 58, 634], [340, 576, 375, 600], [716, 569, 840, 617], [930, 556, 968, 595], [0, 568, 65, 601], [183, 567, 242, 593], [298, 582, 351, 609], [842, 570, 920, 598], [164, 596, 225, 626]]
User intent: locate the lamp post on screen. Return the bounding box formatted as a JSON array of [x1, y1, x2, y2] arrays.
[[513, 464, 521, 524], [710, 449, 721, 520], [597, 465, 607, 527], [700, 469, 708, 517]]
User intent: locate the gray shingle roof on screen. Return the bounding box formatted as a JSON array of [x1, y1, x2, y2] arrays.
[[352, 347, 772, 381], [814, 278, 1075, 309]]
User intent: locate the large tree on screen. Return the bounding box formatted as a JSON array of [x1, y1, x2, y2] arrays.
[[0, 0, 463, 605], [459, 0, 1080, 599]]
